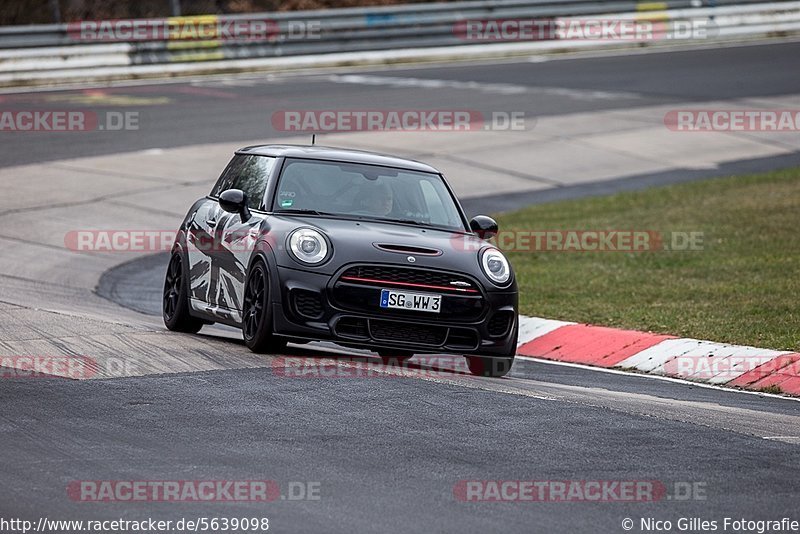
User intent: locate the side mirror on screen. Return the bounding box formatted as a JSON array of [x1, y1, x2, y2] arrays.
[[219, 189, 251, 222], [469, 215, 498, 240]]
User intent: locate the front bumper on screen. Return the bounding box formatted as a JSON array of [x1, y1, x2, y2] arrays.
[[271, 264, 518, 356]]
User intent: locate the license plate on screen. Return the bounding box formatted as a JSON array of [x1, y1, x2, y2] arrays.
[[379, 289, 441, 313]]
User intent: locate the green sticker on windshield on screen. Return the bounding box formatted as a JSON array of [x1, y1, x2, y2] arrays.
[[281, 199, 294, 208]]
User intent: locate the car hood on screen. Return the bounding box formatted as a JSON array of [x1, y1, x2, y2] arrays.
[[269, 215, 501, 282]]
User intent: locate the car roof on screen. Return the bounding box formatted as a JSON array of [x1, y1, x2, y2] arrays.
[[237, 144, 440, 174]]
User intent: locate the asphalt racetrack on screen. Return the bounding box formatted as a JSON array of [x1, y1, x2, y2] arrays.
[[0, 41, 799, 533]]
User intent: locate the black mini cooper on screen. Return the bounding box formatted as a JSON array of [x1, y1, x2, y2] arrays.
[[163, 145, 518, 377]]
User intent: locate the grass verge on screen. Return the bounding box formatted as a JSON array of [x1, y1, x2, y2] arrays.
[[496, 167, 800, 351]]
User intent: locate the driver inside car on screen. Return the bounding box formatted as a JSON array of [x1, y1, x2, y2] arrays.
[[355, 181, 394, 217]]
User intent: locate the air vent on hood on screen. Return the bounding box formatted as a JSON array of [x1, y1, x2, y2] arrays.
[[373, 243, 442, 256]]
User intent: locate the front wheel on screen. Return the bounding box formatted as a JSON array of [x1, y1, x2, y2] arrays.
[[163, 251, 204, 334], [465, 356, 514, 378], [242, 261, 286, 353]]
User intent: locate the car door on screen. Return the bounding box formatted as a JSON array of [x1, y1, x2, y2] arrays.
[[207, 155, 276, 322], [185, 159, 238, 311]]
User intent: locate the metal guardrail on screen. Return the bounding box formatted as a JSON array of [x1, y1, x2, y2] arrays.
[[0, 0, 798, 86]]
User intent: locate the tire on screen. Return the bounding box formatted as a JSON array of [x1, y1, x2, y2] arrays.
[[377, 350, 414, 365], [465, 355, 514, 377], [163, 251, 204, 334], [242, 261, 286, 353]]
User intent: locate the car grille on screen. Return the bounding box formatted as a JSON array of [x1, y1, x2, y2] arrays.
[[444, 328, 479, 350], [332, 264, 486, 322], [339, 265, 479, 294], [487, 311, 514, 337], [333, 316, 479, 351], [335, 317, 369, 339], [292, 289, 324, 319], [370, 319, 447, 346]]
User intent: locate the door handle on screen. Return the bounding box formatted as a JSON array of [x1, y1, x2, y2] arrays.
[[207, 218, 218, 227]]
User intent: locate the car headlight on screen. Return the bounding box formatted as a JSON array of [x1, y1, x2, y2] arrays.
[[480, 247, 510, 285], [288, 228, 329, 265]]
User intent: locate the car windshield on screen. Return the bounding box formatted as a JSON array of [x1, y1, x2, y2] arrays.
[[273, 158, 466, 231]]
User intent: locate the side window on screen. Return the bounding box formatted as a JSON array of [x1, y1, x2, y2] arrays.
[[211, 155, 275, 210], [210, 158, 238, 198]]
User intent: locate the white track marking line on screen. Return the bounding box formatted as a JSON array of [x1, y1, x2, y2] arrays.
[[324, 74, 642, 100], [763, 436, 800, 443], [514, 354, 800, 403], [325, 74, 529, 94]]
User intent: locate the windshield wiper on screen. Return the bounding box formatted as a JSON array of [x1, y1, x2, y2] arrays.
[[277, 209, 334, 216], [278, 211, 430, 227]]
